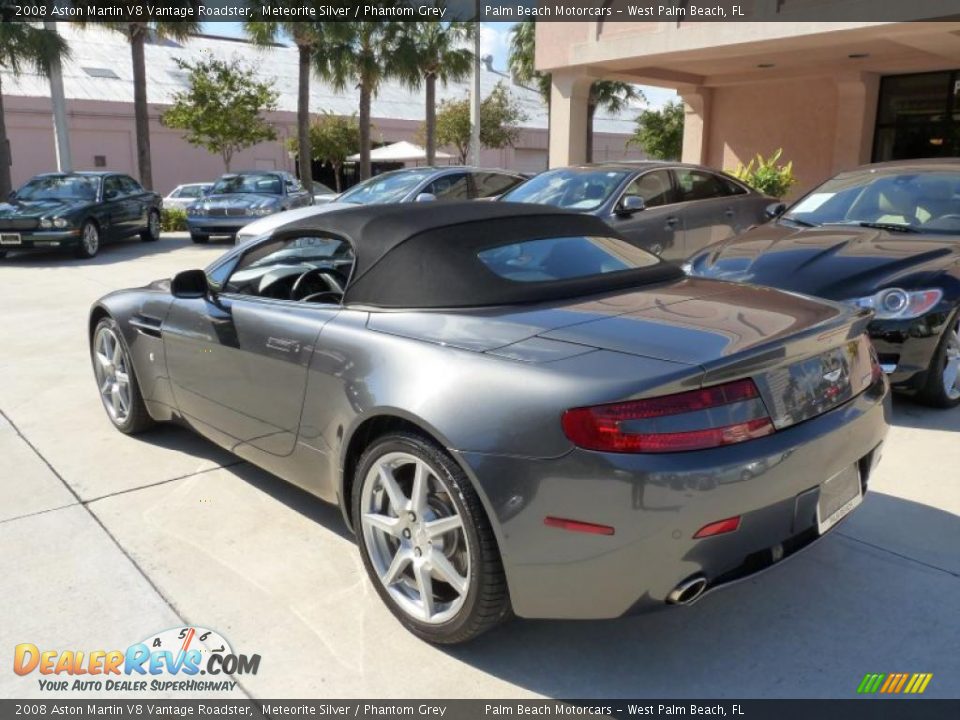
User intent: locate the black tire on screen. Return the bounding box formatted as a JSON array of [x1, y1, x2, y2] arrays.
[[351, 431, 510, 644], [75, 219, 100, 259], [190, 232, 209, 244], [91, 317, 155, 434], [918, 316, 960, 409], [141, 209, 160, 242]]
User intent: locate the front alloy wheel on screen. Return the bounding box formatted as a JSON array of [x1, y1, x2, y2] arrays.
[[75, 220, 100, 259], [91, 318, 154, 433], [141, 210, 160, 242], [353, 433, 509, 643], [920, 320, 960, 408]]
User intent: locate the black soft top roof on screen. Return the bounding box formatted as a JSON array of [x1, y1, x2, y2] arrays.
[[270, 202, 682, 308]]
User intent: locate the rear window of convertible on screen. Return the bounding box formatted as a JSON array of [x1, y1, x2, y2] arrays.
[[477, 235, 660, 282]]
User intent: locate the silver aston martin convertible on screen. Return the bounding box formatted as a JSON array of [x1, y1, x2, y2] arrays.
[[89, 202, 890, 643]]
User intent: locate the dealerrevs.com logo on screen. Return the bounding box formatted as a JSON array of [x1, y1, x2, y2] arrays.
[[13, 627, 260, 693]]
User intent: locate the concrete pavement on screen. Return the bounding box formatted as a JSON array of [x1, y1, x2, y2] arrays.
[[1, 235, 958, 699]]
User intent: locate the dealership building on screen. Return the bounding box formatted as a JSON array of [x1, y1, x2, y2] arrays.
[[538, 15, 960, 196], [1, 24, 642, 194]]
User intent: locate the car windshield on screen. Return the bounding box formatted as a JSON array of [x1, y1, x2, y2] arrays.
[[478, 235, 659, 282], [500, 169, 630, 211], [782, 170, 960, 234], [212, 174, 282, 195], [338, 170, 435, 205], [16, 175, 99, 201]]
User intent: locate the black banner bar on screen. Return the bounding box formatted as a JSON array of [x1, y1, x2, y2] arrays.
[[1, 700, 959, 720]]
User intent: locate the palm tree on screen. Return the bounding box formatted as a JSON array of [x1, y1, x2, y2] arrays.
[[509, 20, 645, 163], [246, 16, 325, 190], [0, 23, 69, 197], [86, 20, 199, 190], [315, 22, 403, 180], [394, 22, 473, 166], [586, 81, 644, 163]]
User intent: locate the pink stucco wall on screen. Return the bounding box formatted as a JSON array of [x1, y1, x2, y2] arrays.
[[4, 96, 643, 195]]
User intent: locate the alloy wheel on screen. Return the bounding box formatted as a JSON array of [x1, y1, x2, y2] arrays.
[[942, 328, 960, 401], [93, 327, 132, 424], [149, 211, 160, 239], [359, 451, 471, 624], [83, 223, 99, 255]]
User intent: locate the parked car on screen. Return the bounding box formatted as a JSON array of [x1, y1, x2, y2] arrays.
[[232, 166, 527, 244], [0, 171, 161, 259], [163, 183, 213, 209], [311, 181, 338, 204], [499, 163, 772, 261], [185, 171, 313, 243], [89, 202, 888, 643], [686, 159, 960, 407]]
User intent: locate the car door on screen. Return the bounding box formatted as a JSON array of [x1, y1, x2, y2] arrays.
[[421, 172, 471, 201], [162, 233, 351, 458], [671, 168, 741, 258], [101, 175, 134, 238], [119, 175, 150, 231], [606, 169, 685, 260]]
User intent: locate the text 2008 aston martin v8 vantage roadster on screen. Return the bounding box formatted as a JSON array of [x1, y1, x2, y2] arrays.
[[89, 203, 889, 643]]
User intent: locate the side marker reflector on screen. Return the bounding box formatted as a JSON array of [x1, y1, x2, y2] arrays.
[[544, 516, 615, 536], [693, 516, 741, 539]]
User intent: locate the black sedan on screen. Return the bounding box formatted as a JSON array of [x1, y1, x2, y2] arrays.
[[687, 159, 960, 407], [0, 172, 162, 259], [500, 163, 772, 261]]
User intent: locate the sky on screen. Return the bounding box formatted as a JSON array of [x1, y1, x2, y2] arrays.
[[200, 22, 676, 109]]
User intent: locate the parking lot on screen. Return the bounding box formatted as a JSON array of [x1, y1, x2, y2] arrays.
[[1, 234, 959, 700]]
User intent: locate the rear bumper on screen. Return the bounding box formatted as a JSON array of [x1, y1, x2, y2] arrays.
[[457, 380, 890, 620]]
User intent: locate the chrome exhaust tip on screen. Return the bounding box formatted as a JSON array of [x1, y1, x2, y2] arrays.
[[666, 575, 708, 605]]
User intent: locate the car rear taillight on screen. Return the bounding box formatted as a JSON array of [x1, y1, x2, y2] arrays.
[[561, 378, 774, 453]]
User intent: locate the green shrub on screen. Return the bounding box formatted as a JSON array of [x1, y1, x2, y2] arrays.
[[729, 148, 796, 199], [161, 207, 188, 232]]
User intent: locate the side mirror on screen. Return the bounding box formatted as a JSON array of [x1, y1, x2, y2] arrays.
[[171, 269, 209, 299], [618, 195, 645, 215], [414, 192, 437, 203], [765, 202, 787, 219], [7, 191, 16, 201]]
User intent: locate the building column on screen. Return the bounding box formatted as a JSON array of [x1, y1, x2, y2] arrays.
[[679, 87, 712, 165], [832, 72, 880, 173], [548, 70, 592, 168]]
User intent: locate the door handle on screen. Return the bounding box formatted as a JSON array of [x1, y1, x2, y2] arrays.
[[724, 208, 735, 217], [266, 337, 300, 353], [665, 216, 679, 227]]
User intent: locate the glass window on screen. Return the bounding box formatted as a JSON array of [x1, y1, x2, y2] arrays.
[[500, 168, 630, 211], [784, 170, 960, 233], [622, 170, 674, 208], [177, 185, 204, 199], [16, 174, 99, 201], [477, 235, 659, 283], [472, 172, 522, 199], [225, 235, 355, 301], [103, 176, 123, 198], [874, 71, 959, 161], [119, 176, 142, 194], [674, 169, 730, 202], [422, 173, 470, 201], [338, 169, 436, 205], [212, 174, 283, 195]]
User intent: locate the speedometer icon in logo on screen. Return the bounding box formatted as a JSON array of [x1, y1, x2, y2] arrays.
[[141, 626, 233, 669]]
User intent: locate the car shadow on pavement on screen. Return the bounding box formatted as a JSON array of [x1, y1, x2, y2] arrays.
[[441, 493, 960, 699], [890, 396, 960, 432], [0, 235, 218, 268]]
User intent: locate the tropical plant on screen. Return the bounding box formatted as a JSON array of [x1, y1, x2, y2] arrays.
[[82, 17, 200, 190], [729, 148, 797, 199], [628, 100, 684, 161], [286, 112, 360, 192], [434, 83, 527, 164], [393, 21, 473, 165], [586, 81, 644, 162], [161, 207, 188, 232], [161, 57, 278, 173], [0, 21, 70, 197], [314, 22, 405, 180], [246, 10, 327, 189]]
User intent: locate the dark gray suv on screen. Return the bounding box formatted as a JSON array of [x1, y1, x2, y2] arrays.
[[501, 162, 772, 261]]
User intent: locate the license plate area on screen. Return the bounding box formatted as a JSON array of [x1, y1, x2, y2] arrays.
[[817, 464, 862, 534], [0, 232, 21, 245]]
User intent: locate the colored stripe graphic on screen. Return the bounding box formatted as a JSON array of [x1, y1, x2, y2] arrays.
[[857, 673, 932, 694]]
